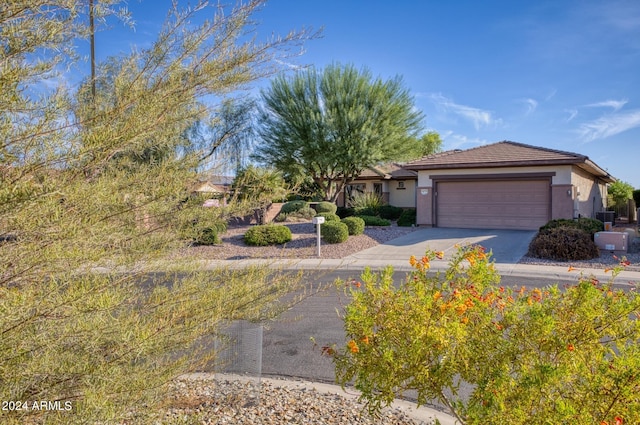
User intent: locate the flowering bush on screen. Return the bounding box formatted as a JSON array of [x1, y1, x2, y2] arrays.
[[330, 246, 640, 425]]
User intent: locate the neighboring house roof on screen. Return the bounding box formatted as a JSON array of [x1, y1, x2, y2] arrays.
[[193, 181, 228, 194], [404, 141, 615, 183], [355, 163, 417, 180]]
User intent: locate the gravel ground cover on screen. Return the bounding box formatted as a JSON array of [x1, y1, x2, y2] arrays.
[[148, 378, 432, 425], [176, 221, 419, 261]]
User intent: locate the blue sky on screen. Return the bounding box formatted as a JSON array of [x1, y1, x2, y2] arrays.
[[87, 0, 640, 187]]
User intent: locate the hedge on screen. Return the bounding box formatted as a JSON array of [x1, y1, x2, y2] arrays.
[[244, 225, 292, 246]]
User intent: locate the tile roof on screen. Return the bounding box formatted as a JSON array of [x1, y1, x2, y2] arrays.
[[403, 141, 614, 181], [356, 163, 417, 180]]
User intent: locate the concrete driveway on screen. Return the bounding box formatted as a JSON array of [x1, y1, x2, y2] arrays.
[[345, 227, 537, 265]]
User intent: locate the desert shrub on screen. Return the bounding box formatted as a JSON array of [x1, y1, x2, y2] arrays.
[[378, 205, 404, 220], [528, 226, 600, 261], [350, 192, 383, 215], [288, 206, 317, 220], [357, 215, 391, 226], [317, 212, 340, 222], [341, 216, 365, 236], [331, 246, 640, 424], [244, 225, 292, 246], [315, 201, 338, 214], [280, 200, 309, 214], [397, 209, 416, 227], [193, 227, 221, 245], [337, 206, 355, 218], [539, 218, 603, 238], [354, 206, 379, 217], [321, 221, 349, 244], [273, 212, 288, 222]]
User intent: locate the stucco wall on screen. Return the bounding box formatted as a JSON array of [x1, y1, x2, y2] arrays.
[[388, 179, 416, 208], [571, 167, 607, 218]]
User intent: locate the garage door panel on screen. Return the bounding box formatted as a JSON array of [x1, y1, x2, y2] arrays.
[[436, 180, 550, 230]]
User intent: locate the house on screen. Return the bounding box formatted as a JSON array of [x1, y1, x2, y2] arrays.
[[337, 163, 417, 208], [191, 175, 233, 198], [403, 141, 615, 230]]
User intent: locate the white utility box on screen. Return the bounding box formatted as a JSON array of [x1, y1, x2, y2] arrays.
[[594, 231, 628, 253]]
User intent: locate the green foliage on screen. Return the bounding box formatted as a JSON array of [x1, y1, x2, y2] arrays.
[[528, 226, 600, 261], [350, 192, 384, 213], [244, 224, 292, 246], [315, 201, 338, 214], [608, 180, 634, 208], [539, 218, 604, 238], [255, 63, 424, 201], [290, 206, 317, 220], [378, 205, 404, 220], [337, 206, 356, 218], [321, 221, 350, 244], [397, 209, 416, 227], [341, 216, 365, 236], [396, 131, 443, 161], [357, 215, 391, 226], [331, 246, 640, 424], [317, 212, 340, 222], [0, 1, 314, 423], [193, 223, 226, 245], [280, 200, 310, 214]]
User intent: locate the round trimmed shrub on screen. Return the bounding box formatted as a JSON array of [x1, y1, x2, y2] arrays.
[[315, 201, 338, 214], [528, 226, 600, 261], [539, 218, 603, 238], [357, 215, 391, 226], [280, 200, 309, 214], [244, 225, 292, 246], [321, 221, 349, 244], [193, 227, 221, 245], [288, 206, 317, 220], [342, 216, 365, 236], [317, 212, 340, 222], [397, 209, 416, 227], [378, 205, 404, 220]]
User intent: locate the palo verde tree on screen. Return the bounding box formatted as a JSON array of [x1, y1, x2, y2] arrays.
[[0, 1, 316, 423], [255, 63, 425, 202]]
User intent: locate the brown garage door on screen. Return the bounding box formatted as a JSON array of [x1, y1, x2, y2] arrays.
[[436, 179, 550, 230]]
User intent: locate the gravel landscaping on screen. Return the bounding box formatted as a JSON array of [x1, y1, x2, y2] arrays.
[[150, 377, 433, 424], [175, 221, 419, 261]]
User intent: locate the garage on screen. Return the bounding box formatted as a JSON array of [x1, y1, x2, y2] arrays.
[[406, 141, 615, 229], [435, 179, 551, 230]]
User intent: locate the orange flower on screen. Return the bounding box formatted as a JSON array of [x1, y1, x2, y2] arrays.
[[360, 335, 370, 345], [568, 265, 577, 272], [347, 340, 359, 353], [433, 291, 442, 301], [605, 267, 613, 273], [352, 280, 362, 288], [614, 416, 624, 425], [435, 251, 444, 259], [567, 343, 575, 351], [461, 317, 469, 324], [455, 304, 468, 315], [409, 255, 417, 266]]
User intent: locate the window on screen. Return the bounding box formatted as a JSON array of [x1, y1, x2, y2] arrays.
[[397, 181, 405, 190]]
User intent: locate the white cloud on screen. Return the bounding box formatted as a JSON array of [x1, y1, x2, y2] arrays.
[[564, 109, 578, 122], [429, 93, 499, 130], [584, 99, 628, 111], [274, 59, 304, 71], [521, 98, 538, 115], [578, 109, 640, 142]]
